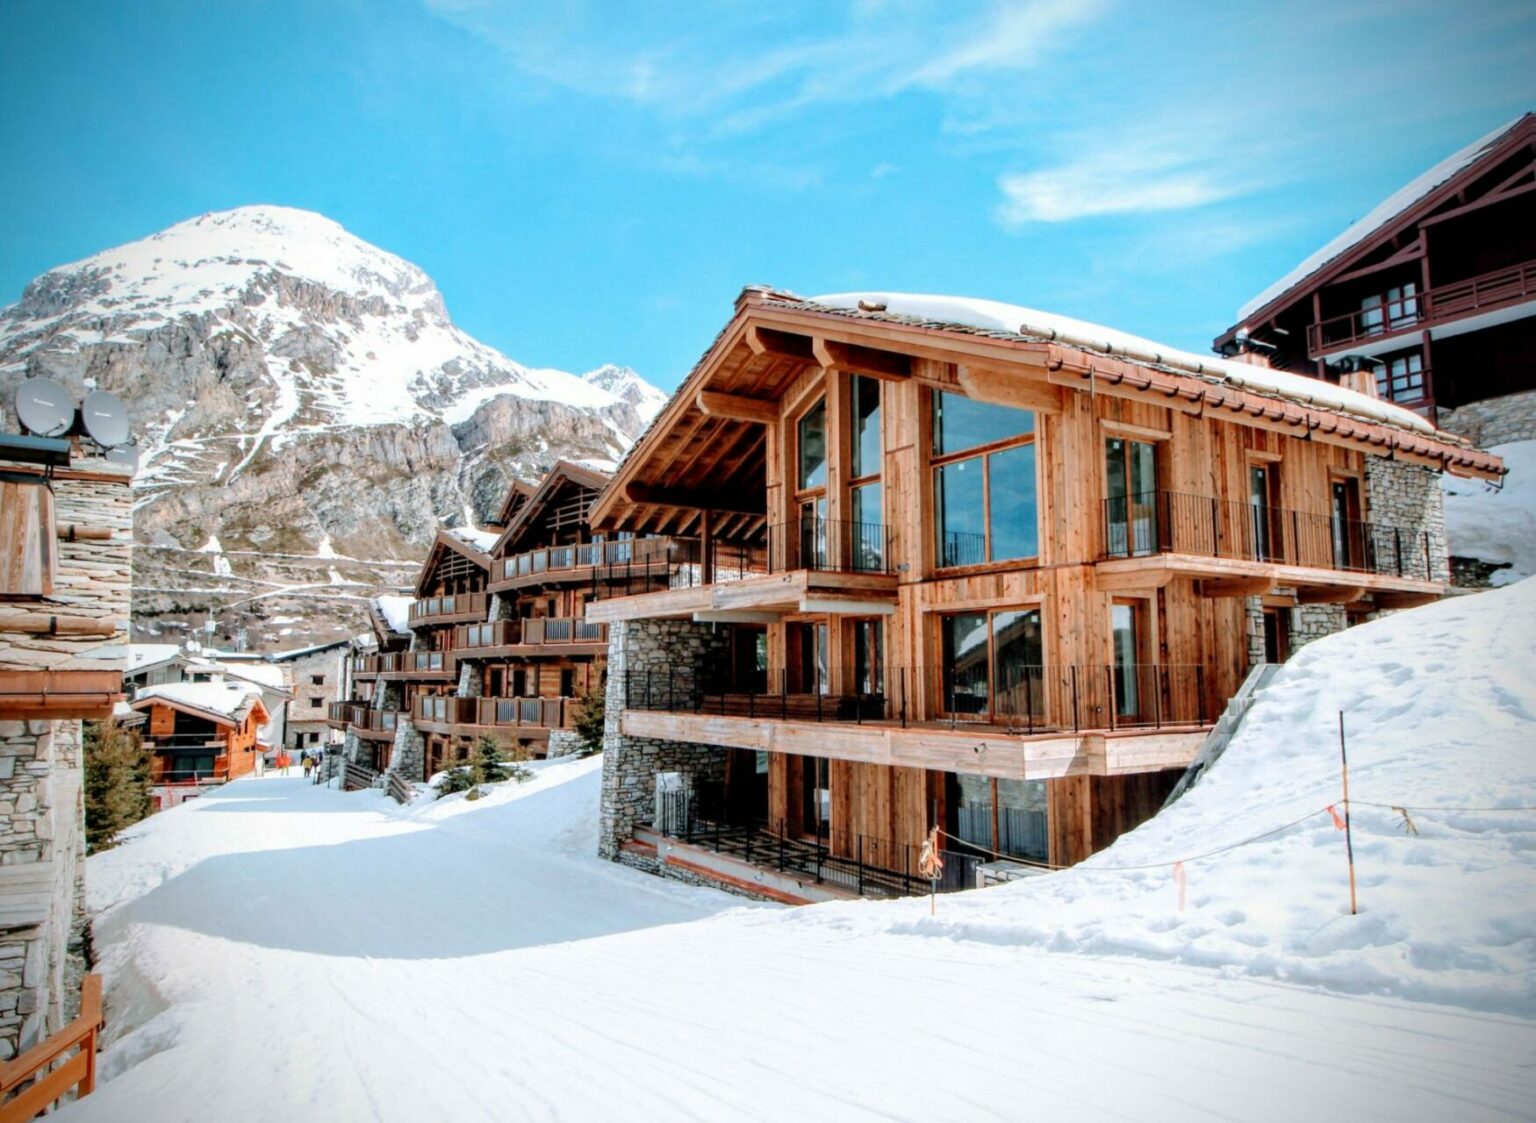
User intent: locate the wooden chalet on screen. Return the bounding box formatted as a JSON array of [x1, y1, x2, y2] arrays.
[[333, 463, 618, 787], [583, 286, 1503, 897], [132, 680, 270, 788], [1214, 113, 1536, 429]]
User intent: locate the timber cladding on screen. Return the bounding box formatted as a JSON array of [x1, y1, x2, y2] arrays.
[[589, 291, 1502, 874]]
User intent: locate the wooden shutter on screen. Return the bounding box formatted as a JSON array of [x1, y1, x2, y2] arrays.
[[0, 478, 57, 598]]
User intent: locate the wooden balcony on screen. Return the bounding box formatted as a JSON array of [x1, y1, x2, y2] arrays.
[[488, 537, 680, 593], [350, 651, 456, 682], [1306, 258, 1536, 356], [451, 617, 609, 658], [351, 708, 406, 742], [413, 694, 576, 736], [616, 664, 1208, 782], [407, 591, 489, 629], [1097, 490, 1445, 606]]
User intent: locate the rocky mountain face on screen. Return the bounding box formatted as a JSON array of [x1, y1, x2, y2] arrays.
[[0, 206, 667, 650]]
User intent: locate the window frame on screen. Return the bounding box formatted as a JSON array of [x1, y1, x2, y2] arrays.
[[929, 390, 1039, 571]]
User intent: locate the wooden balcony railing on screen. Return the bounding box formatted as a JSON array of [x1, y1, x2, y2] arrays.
[[414, 694, 575, 730], [453, 618, 609, 651], [0, 974, 103, 1121], [1307, 258, 1536, 354], [495, 537, 679, 585], [407, 591, 488, 628], [350, 651, 453, 678]]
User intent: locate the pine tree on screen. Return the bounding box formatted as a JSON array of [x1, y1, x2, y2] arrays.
[[84, 719, 153, 852], [572, 680, 606, 757]]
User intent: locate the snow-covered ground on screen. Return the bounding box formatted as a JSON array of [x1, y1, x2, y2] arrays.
[[1445, 440, 1536, 586], [72, 584, 1536, 1121]]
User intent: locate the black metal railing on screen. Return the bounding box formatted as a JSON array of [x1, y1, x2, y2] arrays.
[[1101, 490, 1440, 580], [619, 661, 1210, 734], [589, 518, 892, 600], [648, 792, 983, 899]]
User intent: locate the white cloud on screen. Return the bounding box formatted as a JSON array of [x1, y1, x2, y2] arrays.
[[996, 161, 1234, 225]]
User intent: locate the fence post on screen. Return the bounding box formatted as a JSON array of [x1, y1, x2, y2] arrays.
[[900, 668, 908, 729], [1393, 528, 1403, 576], [1071, 666, 1080, 733], [1196, 664, 1206, 724], [1106, 666, 1116, 732], [857, 834, 865, 897]]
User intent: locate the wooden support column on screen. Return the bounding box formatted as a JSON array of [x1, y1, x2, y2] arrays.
[[700, 508, 715, 585]]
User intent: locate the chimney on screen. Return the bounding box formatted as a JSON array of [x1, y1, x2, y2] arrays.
[[1339, 369, 1380, 398]]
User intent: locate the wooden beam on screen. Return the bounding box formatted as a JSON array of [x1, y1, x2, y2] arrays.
[[623, 483, 765, 515], [811, 336, 835, 370], [1198, 577, 1276, 598], [798, 597, 897, 616], [695, 390, 777, 424], [1095, 568, 1174, 593], [692, 611, 781, 624], [958, 364, 1063, 413], [1296, 585, 1367, 605], [817, 340, 911, 381], [747, 326, 817, 362]]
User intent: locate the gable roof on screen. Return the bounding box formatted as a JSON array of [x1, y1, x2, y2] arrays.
[[132, 680, 268, 727], [412, 530, 491, 597], [1233, 113, 1533, 326], [592, 286, 1503, 533], [492, 461, 611, 555], [494, 479, 539, 528]]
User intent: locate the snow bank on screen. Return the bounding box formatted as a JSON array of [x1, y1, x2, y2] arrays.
[[1444, 440, 1536, 586], [810, 291, 1434, 434], [782, 580, 1536, 1015]]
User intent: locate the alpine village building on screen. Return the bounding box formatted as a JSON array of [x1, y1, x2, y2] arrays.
[[0, 434, 130, 1059], [330, 463, 615, 788], [576, 286, 1503, 904], [1214, 112, 1535, 445]]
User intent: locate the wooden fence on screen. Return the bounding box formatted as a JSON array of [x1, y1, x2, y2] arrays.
[[0, 973, 103, 1121]]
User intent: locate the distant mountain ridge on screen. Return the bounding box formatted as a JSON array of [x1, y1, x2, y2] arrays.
[[0, 205, 668, 649]]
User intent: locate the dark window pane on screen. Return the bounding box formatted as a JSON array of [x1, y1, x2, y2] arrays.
[[988, 443, 1038, 561], [935, 458, 985, 566], [798, 400, 826, 489], [933, 390, 1032, 456], [941, 613, 989, 713], [852, 482, 884, 569], [993, 608, 1043, 721], [851, 376, 881, 479]]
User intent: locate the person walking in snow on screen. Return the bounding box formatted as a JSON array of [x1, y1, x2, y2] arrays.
[[302, 754, 315, 779]]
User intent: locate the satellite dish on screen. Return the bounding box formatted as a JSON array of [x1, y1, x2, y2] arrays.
[[15, 378, 74, 437], [81, 390, 130, 448], [104, 445, 140, 471]]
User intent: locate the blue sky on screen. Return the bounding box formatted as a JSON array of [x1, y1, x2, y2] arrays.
[[2, 1, 1533, 391]]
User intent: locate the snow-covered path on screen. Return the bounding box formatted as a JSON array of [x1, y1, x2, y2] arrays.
[[70, 758, 1536, 1122]]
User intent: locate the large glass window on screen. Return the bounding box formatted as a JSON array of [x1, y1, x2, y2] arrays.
[[932, 391, 1037, 566], [1105, 437, 1159, 556], [851, 482, 883, 569], [851, 376, 881, 478], [797, 399, 827, 490], [940, 608, 1043, 721]]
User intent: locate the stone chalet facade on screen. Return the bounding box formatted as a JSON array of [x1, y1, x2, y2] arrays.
[[0, 448, 131, 1059]]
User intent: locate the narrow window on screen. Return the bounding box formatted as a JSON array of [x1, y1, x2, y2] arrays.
[[797, 399, 827, 490], [931, 390, 1037, 567], [1104, 437, 1160, 556]]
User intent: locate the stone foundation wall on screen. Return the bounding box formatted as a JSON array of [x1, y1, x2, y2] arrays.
[[390, 721, 425, 783], [1365, 458, 1450, 583], [546, 730, 586, 759], [1245, 596, 1348, 667], [0, 719, 87, 1060], [1436, 388, 1536, 447], [598, 619, 733, 859]]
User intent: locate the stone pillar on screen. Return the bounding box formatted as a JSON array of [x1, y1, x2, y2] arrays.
[[1246, 593, 1348, 667], [0, 718, 87, 1059], [598, 619, 733, 859], [342, 728, 363, 765], [390, 721, 426, 784], [1365, 459, 1450, 584]]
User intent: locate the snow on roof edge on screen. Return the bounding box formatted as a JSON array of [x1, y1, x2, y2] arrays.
[[808, 292, 1436, 435], [1234, 115, 1527, 322]]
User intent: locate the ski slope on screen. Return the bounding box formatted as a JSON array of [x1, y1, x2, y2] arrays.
[[72, 585, 1536, 1121]]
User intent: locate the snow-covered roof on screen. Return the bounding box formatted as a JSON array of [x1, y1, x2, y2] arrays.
[[1235, 115, 1528, 321], [100, 644, 184, 674], [445, 526, 500, 553], [207, 660, 290, 694], [374, 595, 413, 636], [809, 292, 1436, 435], [132, 680, 266, 724]]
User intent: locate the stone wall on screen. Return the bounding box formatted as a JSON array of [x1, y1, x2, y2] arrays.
[[389, 721, 425, 784], [1365, 458, 1450, 583], [1436, 388, 1536, 447], [546, 730, 586, 759], [598, 619, 732, 860], [1245, 596, 1348, 667], [0, 719, 87, 1060]]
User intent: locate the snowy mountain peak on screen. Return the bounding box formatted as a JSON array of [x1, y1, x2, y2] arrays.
[[581, 363, 669, 421]]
